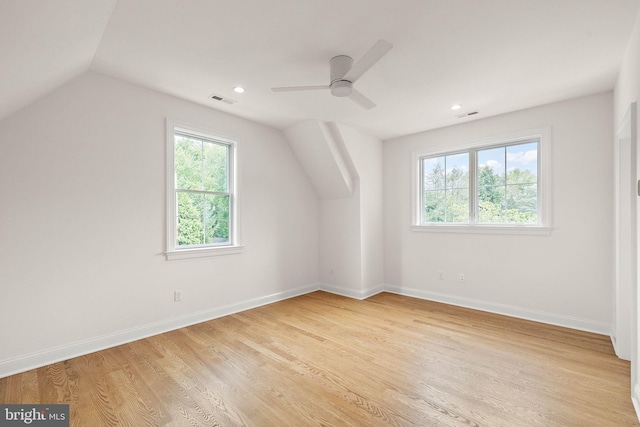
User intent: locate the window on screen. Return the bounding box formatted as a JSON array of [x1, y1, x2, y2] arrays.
[[422, 152, 470, 223], [166, 120, 242, 260], [476, 142, 539, 224], [413, 128, 550, 234]]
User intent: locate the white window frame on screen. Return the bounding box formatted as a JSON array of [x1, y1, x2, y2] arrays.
[[165, 119, 243, 260], [411, 127, 552, 235]]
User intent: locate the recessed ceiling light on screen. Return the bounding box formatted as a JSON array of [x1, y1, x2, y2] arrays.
[[233, 86, 245, 94], [451, 104, 462, 110]]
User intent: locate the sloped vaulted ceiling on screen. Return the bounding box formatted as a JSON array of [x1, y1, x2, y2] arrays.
[[1, 0, 639, 140], [0, 0, 117, 120]]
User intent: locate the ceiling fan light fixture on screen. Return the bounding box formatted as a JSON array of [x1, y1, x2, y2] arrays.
[[271, 39, 392, 109], [330, 80, 353, 97]]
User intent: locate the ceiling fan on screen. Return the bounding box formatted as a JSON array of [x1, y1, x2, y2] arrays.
[[271, 39, 393, 110]]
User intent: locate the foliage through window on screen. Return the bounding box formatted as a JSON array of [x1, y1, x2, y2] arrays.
[[423, 152, 470, 223], [166, 121, 238, 258], [174, 131, 231, 246], [420, 139, 541, 226], [476, 142, 538, 224]]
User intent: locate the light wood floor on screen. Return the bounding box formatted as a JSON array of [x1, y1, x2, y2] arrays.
[[1, 291, 638, 426]]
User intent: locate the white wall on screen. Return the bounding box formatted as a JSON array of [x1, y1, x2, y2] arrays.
[[284, 120, 353, 199], [319, 195, 362, 292], [614, 8, 640, 416], [317, 123, 384, 298], [332, 123, 384, 294], [0, 59, 624, 381], [384, 92, 614, 333], [0, 72, 319, 376], [615, 12, 640, 128]]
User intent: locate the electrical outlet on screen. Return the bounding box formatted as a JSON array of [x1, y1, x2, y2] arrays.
[[174, 290, 182, 302], [438, 271, 444, 280], [459, 273, 465, 282]]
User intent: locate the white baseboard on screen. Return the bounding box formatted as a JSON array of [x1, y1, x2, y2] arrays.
[[319, 283, 384, 300], [611, 334, 632, 361], [1, 282, 613, 379], [612, 334, 620, 354], [385, 284, 611, 336], [0, 284, 319, 379], [633, 384, 640, 423]]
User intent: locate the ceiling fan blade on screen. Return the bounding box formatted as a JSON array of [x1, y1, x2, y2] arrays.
[[271, 85, 329, 92], [342, 39, 392, 83], [348, 89, 376, 109]]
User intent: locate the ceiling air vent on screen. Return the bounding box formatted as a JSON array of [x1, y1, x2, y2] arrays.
[[209, 93, 237, 105], [457, 111, 479, 118]]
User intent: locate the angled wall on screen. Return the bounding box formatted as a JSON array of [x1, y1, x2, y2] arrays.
[[284, 120, 354, 199], [284, 120, 384, 298], [330, 123, 384, 296], [0, 72, 320, 377]]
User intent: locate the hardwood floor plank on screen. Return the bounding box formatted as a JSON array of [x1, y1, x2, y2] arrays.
[[1, 291, 638, 426]]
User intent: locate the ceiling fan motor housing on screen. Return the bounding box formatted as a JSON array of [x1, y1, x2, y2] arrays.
[[330, 55, 354, 96], [271, 40, 392, 108], [331, 80, 352, 97]]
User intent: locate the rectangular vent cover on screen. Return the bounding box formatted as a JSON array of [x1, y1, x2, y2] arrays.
[[210, 93, 237, 104]]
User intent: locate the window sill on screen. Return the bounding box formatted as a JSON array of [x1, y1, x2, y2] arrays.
[[411, 225, 552, 236], [165, 245, 244, 261]]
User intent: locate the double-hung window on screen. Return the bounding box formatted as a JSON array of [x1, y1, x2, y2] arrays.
[[413, 128, 550, 234], [166, 120, 242, 260]]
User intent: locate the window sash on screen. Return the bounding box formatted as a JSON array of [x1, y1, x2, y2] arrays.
[[172, 130, 233, 249], [166, 119, 241, 259], [419, 138, 542, 226], [175, 190, 231, 248], [420, 150, 471, 224]]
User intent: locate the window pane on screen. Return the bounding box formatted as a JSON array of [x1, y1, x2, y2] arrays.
[[424, 190, 445, 222], [175, 136, 203, 191], [203, 142, 229, 192], [422, 153, 469, 223], [478, 199, 505, 223], [445, 153, 469, 190], [477, 147, 506, 223], [506, 142, 538, 184], [446, 188, 469, 223], [169, 124, 237, 254], [204, 194, 230, 245], [478, 147, 505, 186], [478, 146, 507, 224], [423, 156, 445, 190], [177, 191, 204, 246], [477, 141, 539, 224], [478, 183, 505, 207], [506, 183, 538, 223]]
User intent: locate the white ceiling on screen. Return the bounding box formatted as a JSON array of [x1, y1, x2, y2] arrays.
[[2, 0, 639, 140], [0, 0, 117, 120]]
